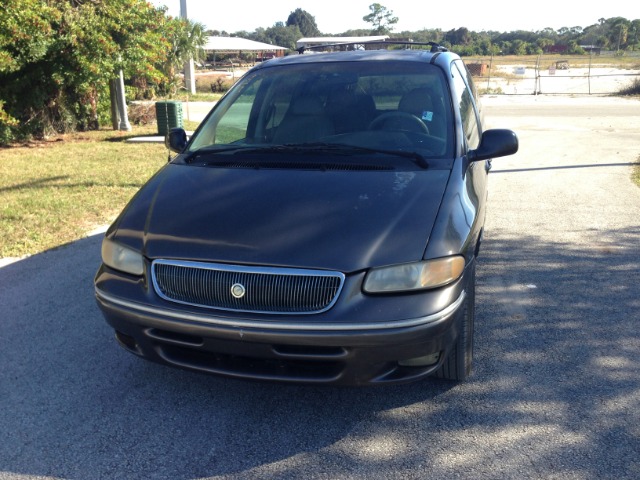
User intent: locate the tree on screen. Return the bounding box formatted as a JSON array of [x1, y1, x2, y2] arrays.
[[609, 19, 629, 51], [536, 37, 554, 53], [511, 39, 528, 55], [286, 9, 320, 37], [630, 20, 640, 50], [0, 0, 194, 143], [162, 17, 208, 94], [258, 23, 302, 50], [447, 27, 472, 45], [0, 0, 59, 141], [362, 3, 398, 35]]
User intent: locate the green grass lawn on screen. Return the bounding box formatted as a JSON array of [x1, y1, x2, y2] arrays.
[[0, 125, 187, 258]]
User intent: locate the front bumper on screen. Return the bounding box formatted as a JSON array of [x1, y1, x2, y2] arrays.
[[95, 264, 472, 386], [95, 255, 473, 385]]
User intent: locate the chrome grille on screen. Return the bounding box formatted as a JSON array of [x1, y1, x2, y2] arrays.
[[151, 260, 345, 315]]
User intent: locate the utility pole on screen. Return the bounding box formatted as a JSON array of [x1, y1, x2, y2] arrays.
[[116, 67, 132, 131], [110, 56, 131, 131], [180, 0, 196, 95]]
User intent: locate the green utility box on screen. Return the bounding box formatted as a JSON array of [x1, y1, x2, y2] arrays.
[[155, 101, 184, 135]]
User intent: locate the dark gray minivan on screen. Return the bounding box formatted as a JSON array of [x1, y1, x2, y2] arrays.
[[95, 43, 518, 385]]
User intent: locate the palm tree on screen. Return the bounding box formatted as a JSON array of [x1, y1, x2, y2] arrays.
[[163, 18, 207, 95], [170, 19, 207, 70]]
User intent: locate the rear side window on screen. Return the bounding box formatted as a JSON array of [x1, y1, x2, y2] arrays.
[[451, 61, 481, 150]]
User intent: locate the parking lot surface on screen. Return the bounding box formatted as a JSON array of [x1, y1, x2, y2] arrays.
[[0, 95, 639, 479]]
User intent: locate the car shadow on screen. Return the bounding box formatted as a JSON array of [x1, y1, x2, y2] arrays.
[[0, 234, 455, 479]]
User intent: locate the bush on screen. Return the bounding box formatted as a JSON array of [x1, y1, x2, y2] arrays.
[[195, 75, 234, 94], [0, 101, 19, 145], [127, 102, 157, 126], [617, 77, 640, 96], [0, 0, 207, 145], [210, 77, 234, 93], [479, 86, 504, 95]]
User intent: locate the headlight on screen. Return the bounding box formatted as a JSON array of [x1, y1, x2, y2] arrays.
[[363, 256, 465, 293], [101, 238, 144, 276]]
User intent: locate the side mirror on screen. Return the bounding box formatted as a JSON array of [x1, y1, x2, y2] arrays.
[[468, 129, 518, 162], [165, 127, 188, 154]]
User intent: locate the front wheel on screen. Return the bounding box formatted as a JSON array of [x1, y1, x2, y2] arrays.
[[435, 264, 475, 381]]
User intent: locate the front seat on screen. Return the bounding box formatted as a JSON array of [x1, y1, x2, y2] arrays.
[[326, 88, 376, 134], [272, 96, 334, 144]]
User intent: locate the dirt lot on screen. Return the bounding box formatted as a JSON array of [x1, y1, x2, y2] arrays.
[[483, 66, 640, 95]]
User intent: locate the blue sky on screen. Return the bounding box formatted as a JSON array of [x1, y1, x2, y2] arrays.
[[150, 0, 638, 34]]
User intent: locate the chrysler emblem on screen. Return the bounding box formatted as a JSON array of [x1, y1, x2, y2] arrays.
[[231, 283, 246, 299]]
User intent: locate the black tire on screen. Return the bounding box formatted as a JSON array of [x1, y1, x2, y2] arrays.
[[435, 264, 476, 381]]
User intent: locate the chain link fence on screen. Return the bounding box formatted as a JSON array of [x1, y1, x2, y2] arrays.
[[465, 53, 640, 95]]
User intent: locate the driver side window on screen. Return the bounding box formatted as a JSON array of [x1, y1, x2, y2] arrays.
[[451, 61, 481, 150], [212, 80, 261, 145]]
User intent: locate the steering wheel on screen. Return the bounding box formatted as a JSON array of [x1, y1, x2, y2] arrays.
[[368, 111, 429, 134]]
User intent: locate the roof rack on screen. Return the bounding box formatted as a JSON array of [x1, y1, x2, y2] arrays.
[[296, 40, 448, 55]]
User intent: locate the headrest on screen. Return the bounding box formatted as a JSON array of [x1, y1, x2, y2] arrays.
[[398, 88, 434, 116], [290, 96, 324, 116]]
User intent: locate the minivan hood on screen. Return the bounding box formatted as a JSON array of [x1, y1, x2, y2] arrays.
[[114, 164, 451, 273]]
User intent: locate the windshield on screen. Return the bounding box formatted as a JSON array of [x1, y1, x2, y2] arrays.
[[188, 60, 454, 162]]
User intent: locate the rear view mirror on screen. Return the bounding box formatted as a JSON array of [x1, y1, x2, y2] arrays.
[[468, 129, 518, 162], [165, 127, 188, 154]]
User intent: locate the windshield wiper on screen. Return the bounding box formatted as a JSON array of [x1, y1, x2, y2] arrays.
[[185, 142, 429, 168], [184, 144, 323, 163], [183, 145, 257, 163], [290, 142, 430, 168]]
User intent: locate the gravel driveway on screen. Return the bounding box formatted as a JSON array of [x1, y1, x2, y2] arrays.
[[0, 95, 639, 479]]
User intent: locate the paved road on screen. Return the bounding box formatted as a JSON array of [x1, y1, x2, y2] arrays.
[[1, 96, 639, 479]]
